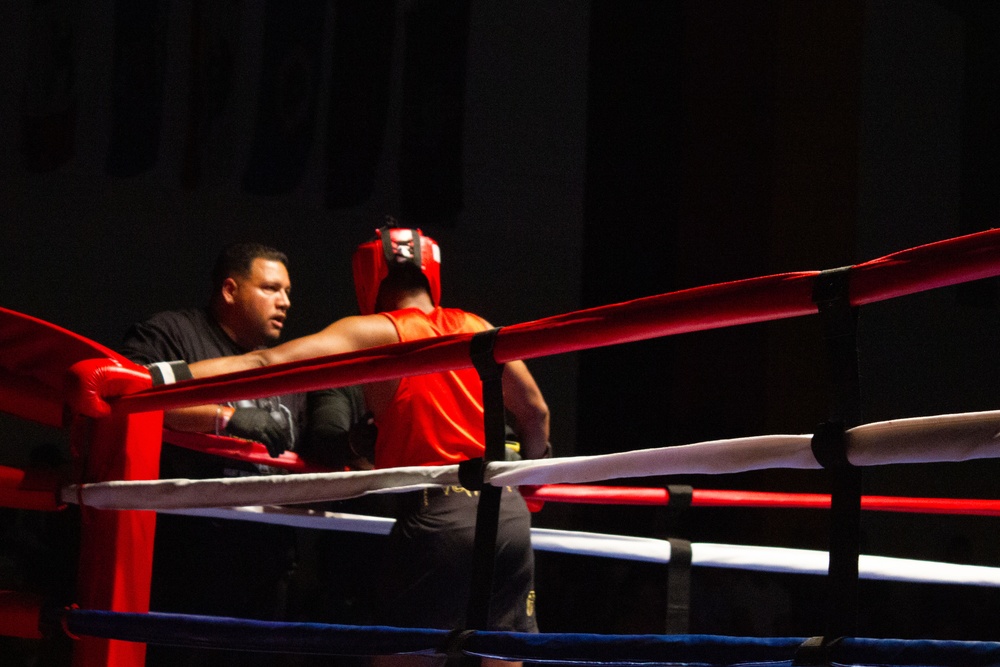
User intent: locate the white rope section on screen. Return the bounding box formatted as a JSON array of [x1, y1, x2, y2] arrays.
[[63, 409, 1000, 511], [64, 466, 458, 510], [488, 435, 817, 487], [536, 534, 1000, 588], [847, 409, 1000, 466], [163, 505, 1000, 588], [161, 505, 396, 535]]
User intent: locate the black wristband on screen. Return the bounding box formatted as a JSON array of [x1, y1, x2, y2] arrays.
[[146, 360, 193, 386]]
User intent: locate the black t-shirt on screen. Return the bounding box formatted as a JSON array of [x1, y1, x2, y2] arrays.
[[121, 307, 247, 367], [120, 307, 307, 479]]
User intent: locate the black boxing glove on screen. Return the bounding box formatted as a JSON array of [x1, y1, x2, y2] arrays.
[[225, 407, 292, 458]]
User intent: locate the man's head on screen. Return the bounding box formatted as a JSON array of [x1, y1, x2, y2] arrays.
[[210, 243, 291, 350], [352, 222, 441, 315]]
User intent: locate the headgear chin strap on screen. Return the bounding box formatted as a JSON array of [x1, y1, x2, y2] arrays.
[[352, 225, 441, 315]]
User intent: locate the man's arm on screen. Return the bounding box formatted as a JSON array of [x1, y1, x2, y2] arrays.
[[120, 316, 224, 433], [301, 386, 375, 470], [120, 312, 301, 456], [501, 360, 551, 459], [188, 315, 400, 378], [159, 404, 226, 432]]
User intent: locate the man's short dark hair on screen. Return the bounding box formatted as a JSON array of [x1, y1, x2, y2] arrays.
[[211, 243, 288, 290]]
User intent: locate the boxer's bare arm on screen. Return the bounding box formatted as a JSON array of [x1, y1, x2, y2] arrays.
[[188, 315, 399, 378]]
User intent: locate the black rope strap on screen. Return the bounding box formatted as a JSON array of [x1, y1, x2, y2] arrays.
[[470, 327, 503, 381], [666, 484, 693, 510], [466, 328, 506, 632], [665, 538, 692, 634], [812, 267, 853, 329], [812, 266, 861, 426], [470, 328, 505, 462], [794, 635, 843, 666], [810, 421, 852, 470], [811, 266, 863, 642], [458, 458, 485, 492], [441, 628, 476, 661]]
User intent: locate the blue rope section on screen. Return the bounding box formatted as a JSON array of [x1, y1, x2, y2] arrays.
[[61, 609, 1000, 666]]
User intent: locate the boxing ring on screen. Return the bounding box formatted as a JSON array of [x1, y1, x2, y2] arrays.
[[5, 229, 1000, 665]]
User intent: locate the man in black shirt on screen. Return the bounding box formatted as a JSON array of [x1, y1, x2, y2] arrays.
[[121, 243, 364, 666], [121, 243, 302, 472]]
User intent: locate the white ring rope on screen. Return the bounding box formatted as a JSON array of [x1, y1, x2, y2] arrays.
[[162, 506, 398, 534], [161, 505, 1000, 588], [64, 465, 460, 510], [62, 409, 1000, 510]]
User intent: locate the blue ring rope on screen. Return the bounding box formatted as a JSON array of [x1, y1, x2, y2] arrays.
[[61, 608, 1000, 666]]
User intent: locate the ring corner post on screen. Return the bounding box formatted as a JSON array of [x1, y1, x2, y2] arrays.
[[71, 408, 162, 667]]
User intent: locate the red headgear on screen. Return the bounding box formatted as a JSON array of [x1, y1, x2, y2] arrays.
[[352, 225, 441, 315]]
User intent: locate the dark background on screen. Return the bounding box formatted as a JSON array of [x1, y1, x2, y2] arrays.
[[3, 0, 1000, 655]]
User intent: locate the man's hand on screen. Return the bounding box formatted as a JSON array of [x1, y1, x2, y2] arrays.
[[225, 407, 292, 457]]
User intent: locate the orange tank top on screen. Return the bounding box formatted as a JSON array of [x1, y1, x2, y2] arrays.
[[374, 307, 491, 469]]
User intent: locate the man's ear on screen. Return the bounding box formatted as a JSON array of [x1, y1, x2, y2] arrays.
[[221, 277, 239, 305]]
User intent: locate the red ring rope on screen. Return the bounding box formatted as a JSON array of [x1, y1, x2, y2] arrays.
[[0, 465, 65, 512], [522, 485, 1000, 516], [0, 591, 43, 639], [160, 431, 332, 473], [112, 228, 1000, 414]]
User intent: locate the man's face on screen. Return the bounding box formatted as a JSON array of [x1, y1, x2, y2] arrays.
[[223, 258, 291, 349]]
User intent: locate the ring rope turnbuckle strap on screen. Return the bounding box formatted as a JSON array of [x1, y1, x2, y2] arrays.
[[145, 360, 193, 386]]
